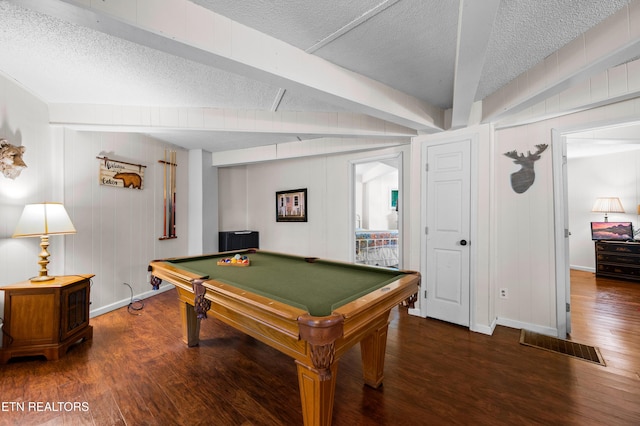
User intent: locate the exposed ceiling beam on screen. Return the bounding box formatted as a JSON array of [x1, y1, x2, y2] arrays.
[[450, 0, 500, 130], [271, 1, 399, 113], [48, 104, 418, 139], [270, 88, 286, 112], [210, 137, 410, 167], [12, 0, 444, 133], [304, 0, 399, 54]]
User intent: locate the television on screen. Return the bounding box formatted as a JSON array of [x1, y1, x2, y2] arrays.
[[590, 221, 633, 241]]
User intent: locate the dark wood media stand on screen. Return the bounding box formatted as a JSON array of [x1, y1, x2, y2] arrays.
[[595, 240, 640, 282]]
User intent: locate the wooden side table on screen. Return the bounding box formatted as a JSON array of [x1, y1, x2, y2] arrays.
[[0, 274, 94, 364]]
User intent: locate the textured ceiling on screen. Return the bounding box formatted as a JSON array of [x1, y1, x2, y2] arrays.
[[192, 0, 631, 108], [0, 0, 634, 153], [477, 0, 632, 100], [0, 2, 279, 109]]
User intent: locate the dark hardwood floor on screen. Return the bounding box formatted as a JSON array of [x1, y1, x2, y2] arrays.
[[1, 270, 638, 425]]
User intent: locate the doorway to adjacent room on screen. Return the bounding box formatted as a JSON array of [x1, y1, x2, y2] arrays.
[[351, 154, 402, 269]]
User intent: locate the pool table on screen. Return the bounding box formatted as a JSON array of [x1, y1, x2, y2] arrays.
[[148, 249, 420, 426]]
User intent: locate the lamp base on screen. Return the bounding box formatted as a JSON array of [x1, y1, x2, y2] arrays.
[[32, 235, 54, 283], [30, 275, 55, 282]]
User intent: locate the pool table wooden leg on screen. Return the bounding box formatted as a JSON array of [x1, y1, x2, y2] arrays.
[[360, 322, 389, 388], [180, 301, 201, 347], [296, 360, 339, 426]]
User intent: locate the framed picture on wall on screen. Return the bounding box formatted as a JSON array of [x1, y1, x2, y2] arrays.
[[390, 189, 398, 209], [276, 188, 307, 222]]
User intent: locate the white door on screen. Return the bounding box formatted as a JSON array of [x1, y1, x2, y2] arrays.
[[425, 140, 471, 326]]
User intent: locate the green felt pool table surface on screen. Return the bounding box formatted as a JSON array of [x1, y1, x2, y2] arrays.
[[163, 250, 408, 316]]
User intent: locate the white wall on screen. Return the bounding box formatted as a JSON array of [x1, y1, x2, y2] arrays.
[[494, 124, 557, 332], [494, 98, 640, 334], [363, 171, 398, 230], [218, 165, 249, 232], [0, 73, 57, 287], [0, 72, 59, 324], [568, 151, 640, 271], [0, 72, 189, 319], [188, 149, 218, 255], [62, 129, 188, 316], [218, 146, 411, 265], [0, 65, 211, 316]]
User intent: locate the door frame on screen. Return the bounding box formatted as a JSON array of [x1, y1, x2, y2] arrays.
[[552, 117, 640, 338], [415, 132, 479, 331], [551, 128, 570, 338], [349, 152, 404, 267]]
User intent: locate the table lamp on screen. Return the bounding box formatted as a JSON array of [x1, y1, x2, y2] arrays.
[[12, 202, 76, 282], [591, 197, 625, 222]]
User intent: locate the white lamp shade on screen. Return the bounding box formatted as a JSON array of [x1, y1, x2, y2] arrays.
[[13, 202, 76, 237], [591, 197, 625, 214]]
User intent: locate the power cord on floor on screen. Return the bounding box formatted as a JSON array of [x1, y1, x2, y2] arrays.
[[123, 282, 144, 315], [0, 316, 13, 345]]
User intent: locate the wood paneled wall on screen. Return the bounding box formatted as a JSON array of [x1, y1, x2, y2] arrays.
[[62, 130, 187, 316]]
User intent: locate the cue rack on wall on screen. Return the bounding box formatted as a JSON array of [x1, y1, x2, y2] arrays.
[[159, 150, 177, 240]]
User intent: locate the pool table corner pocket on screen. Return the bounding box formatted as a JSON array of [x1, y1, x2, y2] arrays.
[[298, 313, 344, 376]]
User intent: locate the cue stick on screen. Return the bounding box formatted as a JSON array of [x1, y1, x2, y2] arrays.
[[171, 150, 177, 237], [175, 150, 178, 237], [162, 149, 167, 238], [168, 150, 173, 237]]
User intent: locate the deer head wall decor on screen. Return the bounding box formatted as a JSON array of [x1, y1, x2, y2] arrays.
[[503, 144, 548, 194], [0, 139, 27, 180]]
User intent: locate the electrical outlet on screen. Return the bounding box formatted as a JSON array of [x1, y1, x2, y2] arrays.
[[499, 288, 508, 299]]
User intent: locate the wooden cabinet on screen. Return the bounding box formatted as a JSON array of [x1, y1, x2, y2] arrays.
[[0, 275, 94, 363], [595, 241, 640, 282]]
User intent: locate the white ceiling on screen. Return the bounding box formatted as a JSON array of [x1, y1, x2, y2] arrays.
[[0, 0, 635, 154]]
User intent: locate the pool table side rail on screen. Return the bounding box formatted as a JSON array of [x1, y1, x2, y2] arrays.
[[154, 249, 252, 262], [335, 272, 419, 345], [204, 269, 420, 322], [202, 280, 309, 322], [333, 271, 420, 318], [195, 286, 308, 357], [149, 259, 208, 283]]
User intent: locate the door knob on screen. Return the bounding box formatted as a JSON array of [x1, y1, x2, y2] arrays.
[[460, 239, 467, 246]]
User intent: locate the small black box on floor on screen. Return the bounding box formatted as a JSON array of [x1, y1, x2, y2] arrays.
[[219, 231, 259, 251]]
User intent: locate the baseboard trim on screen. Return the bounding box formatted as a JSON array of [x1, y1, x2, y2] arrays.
[[496, 317, 557, 337], [471, 317, 497, 335], [89, 283, 174, 318], [570, 265, 595, 273]]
